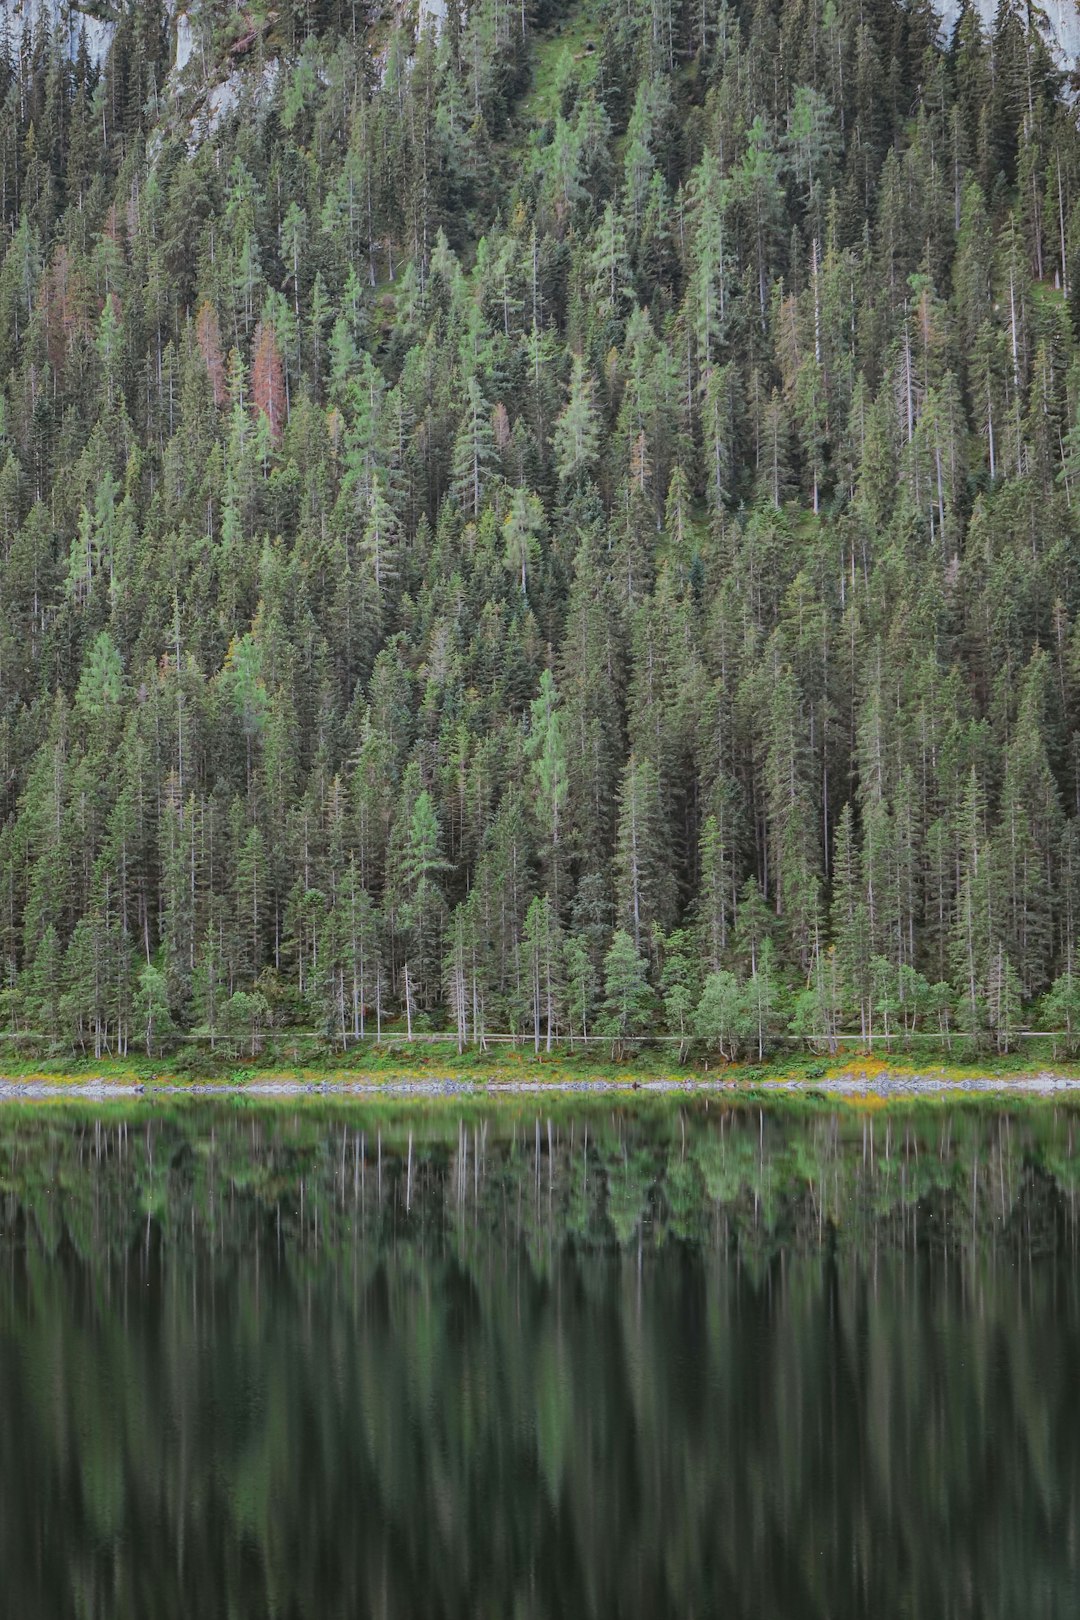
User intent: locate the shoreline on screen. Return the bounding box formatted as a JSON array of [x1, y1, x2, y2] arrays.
[[4, 1071, 1080, 1100]]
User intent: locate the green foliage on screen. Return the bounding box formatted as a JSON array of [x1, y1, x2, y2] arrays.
[[600, 929, 654, 1055], [136, 963, 176, 1057], [76, 632, 123, 713], [1, 0, 1080, 1062], [220, 991, 270, 1058], [694, 970, 751, 1061]]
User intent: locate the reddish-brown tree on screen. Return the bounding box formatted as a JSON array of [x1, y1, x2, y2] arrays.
[[196, 300, 227, 408], [40, 245, 89, 373], [251, 319, 286, 443]]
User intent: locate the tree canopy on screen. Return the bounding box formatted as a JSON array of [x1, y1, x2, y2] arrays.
[[1, 0, 1080, 1058]]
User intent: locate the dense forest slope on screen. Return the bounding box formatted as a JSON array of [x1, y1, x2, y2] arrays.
[[3, 0, 1080, 1058]]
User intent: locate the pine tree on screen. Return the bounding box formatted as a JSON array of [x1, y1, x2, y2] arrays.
[[613, 753, 675, 951], [553, 355, 600, 487], [251, 318, 286, 444], [694, 970, 751, 1062], [525, 669, 567, 899], [451, 375, 498, 519], [521, 894, 564, 1052], [400, 789, 450, 1008], [361, 470, 400, 592], [599, 928, 654, 1059], [503, 486, 544, 597], [137, 963, 175, 1057], [951, 768, 992, 1046], [562, 932, 596, 1045]]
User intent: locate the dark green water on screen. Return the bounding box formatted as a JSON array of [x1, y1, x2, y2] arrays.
[[1, 1101, 1079, 1619]]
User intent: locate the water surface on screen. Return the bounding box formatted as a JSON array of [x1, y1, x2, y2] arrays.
[[1, 1101, 1078, 1618]]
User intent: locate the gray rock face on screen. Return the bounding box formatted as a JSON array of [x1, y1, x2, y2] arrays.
[[0, 0, 209, 81], [0, 0, 119, 70], [174, 7, 194, 73], [936, 0, 1080, 67], [1, 0, 1078, 98]]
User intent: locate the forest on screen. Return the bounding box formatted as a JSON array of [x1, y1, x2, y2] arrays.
[[2, 0, 1080, 1060]]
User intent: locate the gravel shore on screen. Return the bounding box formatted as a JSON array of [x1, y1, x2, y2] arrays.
[[1, 1073, 1079, 1100]]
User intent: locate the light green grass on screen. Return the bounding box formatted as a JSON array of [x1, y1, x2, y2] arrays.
[[519, 0, 604, 127]]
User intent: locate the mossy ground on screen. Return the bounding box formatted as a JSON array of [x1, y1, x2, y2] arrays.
[[518, 0, 604, 125]]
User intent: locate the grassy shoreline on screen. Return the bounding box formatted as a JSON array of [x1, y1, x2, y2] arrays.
[[3, 1045, 1080, 1100]]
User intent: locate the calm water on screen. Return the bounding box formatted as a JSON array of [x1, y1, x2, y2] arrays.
[[1, 1101, 1079, 1618]]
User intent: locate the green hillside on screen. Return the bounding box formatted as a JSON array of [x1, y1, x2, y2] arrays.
[[1, 0, 1080, 1062]]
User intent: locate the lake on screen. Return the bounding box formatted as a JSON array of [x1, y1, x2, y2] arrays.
[[0, 1098, 1078, 1618]]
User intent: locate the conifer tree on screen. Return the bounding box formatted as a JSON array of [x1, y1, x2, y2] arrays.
[[599, 928, 654, 1059]]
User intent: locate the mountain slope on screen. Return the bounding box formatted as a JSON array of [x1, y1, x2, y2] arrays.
[[2, 0, 1080, 1059]]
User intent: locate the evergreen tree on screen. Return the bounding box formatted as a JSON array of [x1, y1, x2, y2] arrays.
[[599, 928, 654, 1059]]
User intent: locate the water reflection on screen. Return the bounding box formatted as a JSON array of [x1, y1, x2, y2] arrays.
[[1, 1102, 1078, 1618]]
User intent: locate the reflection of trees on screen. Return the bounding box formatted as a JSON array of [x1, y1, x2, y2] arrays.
[[0, 1103, 1078, 1617], [4, 1101, 1080, 1276]]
